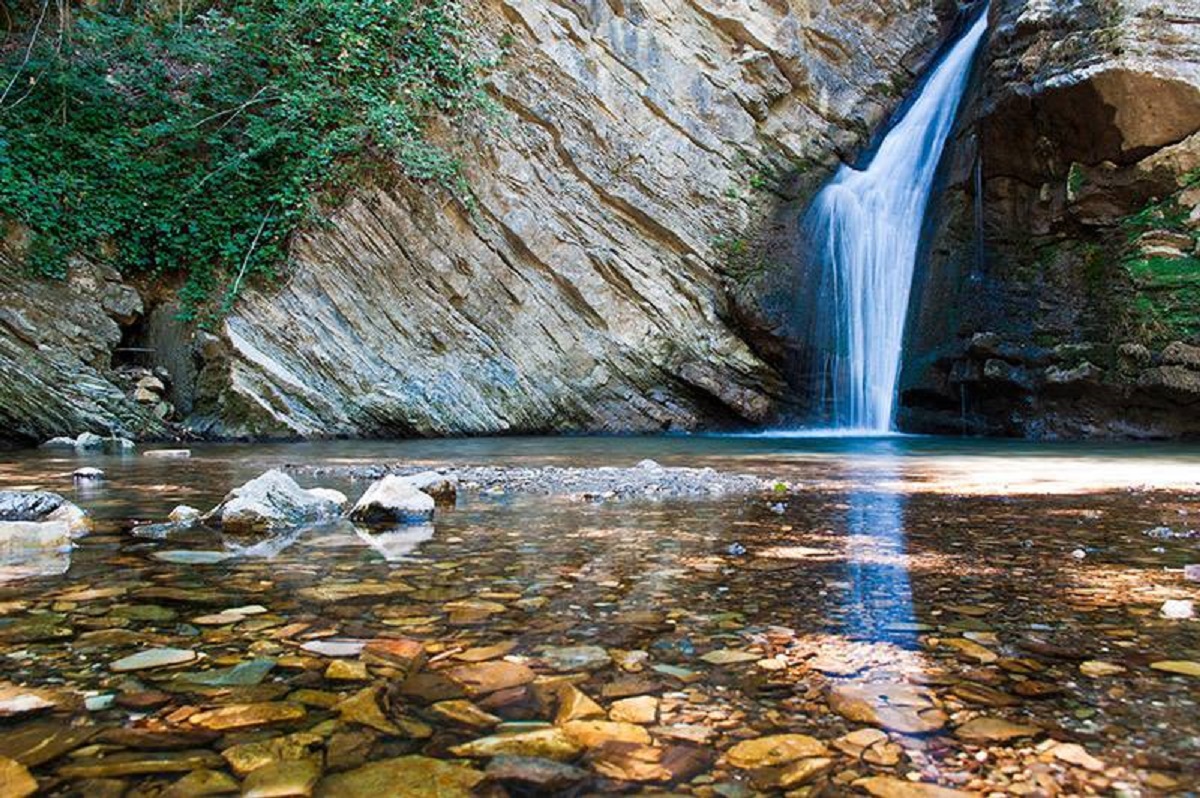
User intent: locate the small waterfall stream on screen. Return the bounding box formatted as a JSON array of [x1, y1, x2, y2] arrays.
[[804, 8, 990, 432]]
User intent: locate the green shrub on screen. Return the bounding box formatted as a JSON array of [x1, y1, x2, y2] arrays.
[[0, 0, 487, 323]]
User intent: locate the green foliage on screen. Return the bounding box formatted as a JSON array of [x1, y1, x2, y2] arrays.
[[1118, 178, 1200, 341], [0, 0, 487, 322], [1066, 163, 1086, 198], [1124, 255, 1200, 342]]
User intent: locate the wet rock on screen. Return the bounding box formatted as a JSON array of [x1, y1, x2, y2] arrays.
[[444, 661, 535, 697], [722, 734, 827, 769], [95, 728, 221, 751], [74, 432, 105, 450], [1160, 599, 1194, 619], [400, 471, 458, 505], [833, 728, 889, 758], [562, 720, 652, 749], [949, 682, 1019, 707], [856, 775, 974, 797], [700, 649, 759, 665], [300, 639, 366, 658], [360, 637, 426, 675], [552, 684, 606, 723], [1049, 742, 1105, 772], [609, 695, 658, 725], [348, 475, 435, 524], [203, 470, 341, 533], [315, 755, 483, 798], [588, 741, 673, 782], [307, 488, 348, 508], [222, 732, 323, 777], [162, 768, 239, 797], [57, 750, 225, 779], [73, 467, 105, 482], [153, 551, 231, 565], [144, 449, 192, 458], [1079, 660, 1126, 678], [453, 641, 517, 663], [242, 758, 322, 798], [168, 505, 201, 524], [1149, 660, 1200, 677], [110, 648, 197, 672], [325, 729, 376, 773], [828, 684, 947, 734], [175, 657, 277, 687], [539, 644, 611, 672], [484, 755, 587, 791], [449, 728, 583, 761], [0, 756, 37, 797], [187, 702, 306, 731], [429, 699, 501, 729], [326, 660, 369, 681], [954, 716, 1041, 742], [778, 756, 835, 789], [0, 722, 96, 766], [115, 691, 172, 710], [0, 490, 90, 534], [335, 685, 408, 735], [937, 637, 997, 664]]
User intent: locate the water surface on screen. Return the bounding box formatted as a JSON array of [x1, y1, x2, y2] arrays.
[[0, 435, 1197, 795]]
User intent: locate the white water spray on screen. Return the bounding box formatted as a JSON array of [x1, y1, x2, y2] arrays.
[[805, 9, 990, 432]]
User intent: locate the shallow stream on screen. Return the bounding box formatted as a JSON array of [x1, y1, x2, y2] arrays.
[[0, 435, 1197, 796]]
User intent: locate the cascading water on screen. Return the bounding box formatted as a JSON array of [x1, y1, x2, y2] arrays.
[[804, 7, 990, 432]]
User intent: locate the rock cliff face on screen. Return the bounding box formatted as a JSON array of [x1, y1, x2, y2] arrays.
[[184, 0, 951, 438], [0, 231, 168, 442], [901, 0, 1200, 437], [8, 0, 1196, 442]]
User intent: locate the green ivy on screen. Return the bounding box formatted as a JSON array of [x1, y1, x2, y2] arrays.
[[0, 0, 487, 323]]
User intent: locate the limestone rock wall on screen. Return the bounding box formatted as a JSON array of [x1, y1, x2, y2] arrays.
[[187, 0, 949, 438], [0, 232, 169, 442]]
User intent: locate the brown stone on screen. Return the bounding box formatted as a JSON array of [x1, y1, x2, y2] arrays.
[[723, 734, 828, 769], [444, 661, 535, 697], [361, 638, 426, 675], [187, 702, 306, 731]]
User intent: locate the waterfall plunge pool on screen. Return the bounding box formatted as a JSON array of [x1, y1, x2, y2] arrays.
[[0, 435, 1197, 794]]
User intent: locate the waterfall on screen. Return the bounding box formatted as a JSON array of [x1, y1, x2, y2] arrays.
[[804, 8, 990, 432]]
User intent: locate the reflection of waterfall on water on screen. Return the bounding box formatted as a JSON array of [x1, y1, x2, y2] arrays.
[[842, 454, 918, 647], [804, 7, 990, 431]]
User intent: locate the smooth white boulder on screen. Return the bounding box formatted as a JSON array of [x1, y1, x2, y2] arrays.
[[168, 505, 201, 524], [203, 470, 341, 534], [349, 475, 435, 524], [308, 488, 349, 508], [73, 467, 105, 482]]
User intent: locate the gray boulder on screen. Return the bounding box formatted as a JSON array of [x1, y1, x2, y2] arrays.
[[349, 475, 435, 524], [74, 432, 106, 450], [0, 491, 90, 536], [0, 491, 89, 580], [203, 470, 341, 534]]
